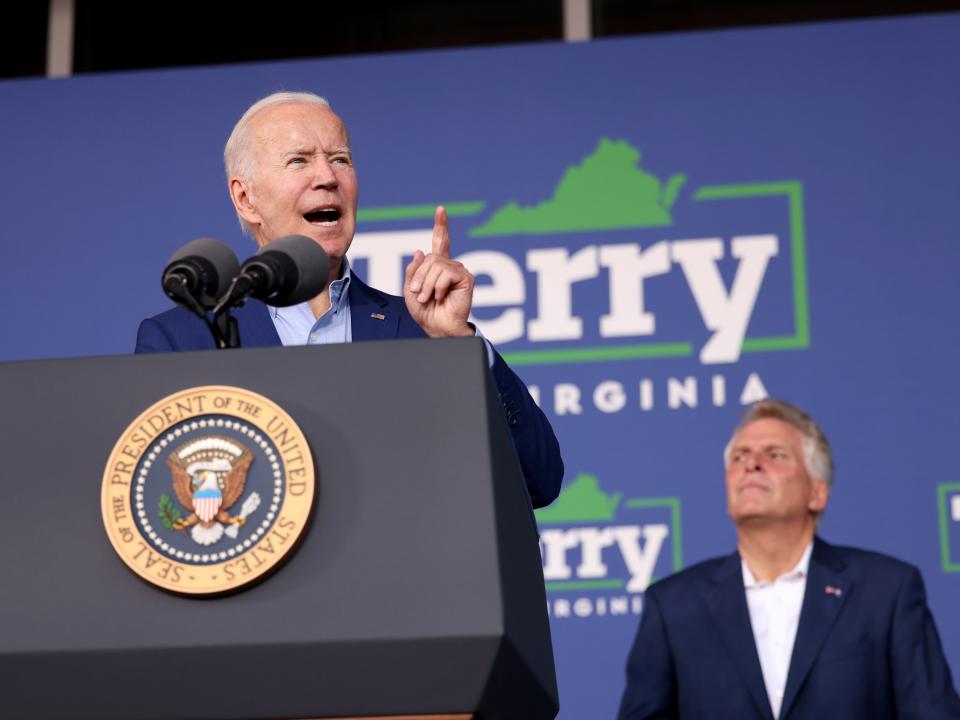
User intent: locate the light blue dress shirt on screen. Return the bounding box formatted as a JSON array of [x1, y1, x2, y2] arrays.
[[270, 261, 354, 346], [268, 257, 495, 366]]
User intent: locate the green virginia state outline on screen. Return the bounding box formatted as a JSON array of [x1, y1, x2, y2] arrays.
[[471, 138, 686, 236], [536, 472, 622, 523]]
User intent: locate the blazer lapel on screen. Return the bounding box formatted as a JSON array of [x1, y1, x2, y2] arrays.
[[702, 553, 775, 720], [348, 275, 400, 342], [779, 537, 850, 719], [235, 300, 282, 347], [232, 277, 403, 347]]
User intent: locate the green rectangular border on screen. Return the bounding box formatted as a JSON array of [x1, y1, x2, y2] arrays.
[[502, 180, 810, 364], [693, 181, 810, 353], [624, 496, 683, 573], [937, 482, 960, 573], [357, 201, 486, 221], [543, 496, 682, 592], [355, 182, 809, 366], [503, 342, 692, 365]]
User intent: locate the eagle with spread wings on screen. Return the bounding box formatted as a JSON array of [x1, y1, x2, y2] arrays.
[[165, 437, 255, 546]]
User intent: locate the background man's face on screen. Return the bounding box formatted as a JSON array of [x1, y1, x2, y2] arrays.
[[725, 417, 828, 528], [240, 102, 358, 266]]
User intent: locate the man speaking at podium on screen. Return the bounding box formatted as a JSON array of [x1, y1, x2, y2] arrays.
[[135, 91, 563, 509]]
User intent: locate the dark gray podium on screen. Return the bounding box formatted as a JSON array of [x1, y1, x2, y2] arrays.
[[0, 338, 558, 720]]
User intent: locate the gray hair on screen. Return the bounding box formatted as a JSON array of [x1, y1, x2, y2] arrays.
[[724, 398, 834, 491], [223, 91, 333, 235]]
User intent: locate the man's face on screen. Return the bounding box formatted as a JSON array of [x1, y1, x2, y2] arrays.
[[725, 417, 828, 527], [231, 102, 358, 267]]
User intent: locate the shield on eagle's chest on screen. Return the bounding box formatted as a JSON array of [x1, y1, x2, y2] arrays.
[[193, 488, 222, 523]]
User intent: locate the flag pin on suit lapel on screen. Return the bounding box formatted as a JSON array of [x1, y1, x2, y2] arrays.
[[370, 312, 386, 320], [825, 585, 843, 597]]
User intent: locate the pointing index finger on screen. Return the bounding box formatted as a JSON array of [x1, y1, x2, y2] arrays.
[[432, 205, 451, 258]]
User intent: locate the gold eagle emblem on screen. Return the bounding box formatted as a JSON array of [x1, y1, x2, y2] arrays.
[[165, 436, 258, 546]]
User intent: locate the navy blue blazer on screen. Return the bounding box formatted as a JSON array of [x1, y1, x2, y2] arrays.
[[135, 275, 563, 509], [618, 537, 960, 720]]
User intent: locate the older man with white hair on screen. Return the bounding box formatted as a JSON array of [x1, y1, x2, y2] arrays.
[[618, 398, 960, 720], [136, 91, 563, 508]]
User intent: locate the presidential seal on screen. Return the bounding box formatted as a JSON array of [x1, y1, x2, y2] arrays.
[[101, 386, 315, 595]]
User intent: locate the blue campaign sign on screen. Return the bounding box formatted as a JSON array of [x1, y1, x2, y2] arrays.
[[2, 12, 959, 718]]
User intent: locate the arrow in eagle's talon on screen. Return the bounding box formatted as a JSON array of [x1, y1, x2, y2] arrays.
[[225, 492, 262, 539]]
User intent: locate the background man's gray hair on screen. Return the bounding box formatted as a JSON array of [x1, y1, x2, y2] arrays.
[[723, 398, 834, 491], [223, 91, 332, 234]]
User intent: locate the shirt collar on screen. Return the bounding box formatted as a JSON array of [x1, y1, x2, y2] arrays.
[[271, 257, 352, 320], [741, 541, 813, 589], [327, 257, 352, 313]]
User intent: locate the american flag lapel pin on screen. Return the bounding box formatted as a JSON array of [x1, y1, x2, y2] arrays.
[[370, 312, 386, 320], [825, 585, 843, 597]]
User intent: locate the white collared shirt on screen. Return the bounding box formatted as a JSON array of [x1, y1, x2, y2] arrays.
[[742, 541, 813, 719]]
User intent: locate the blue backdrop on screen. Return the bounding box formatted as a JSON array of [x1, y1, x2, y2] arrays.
[[1, 13, 959, 719]]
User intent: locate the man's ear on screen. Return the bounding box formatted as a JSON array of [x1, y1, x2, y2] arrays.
[[808, 478, 829, 514], [229, 177, 260, 227]]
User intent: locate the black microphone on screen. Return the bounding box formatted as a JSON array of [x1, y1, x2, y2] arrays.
[[215, 235, 330, 313], [162, 238, 241, 312]]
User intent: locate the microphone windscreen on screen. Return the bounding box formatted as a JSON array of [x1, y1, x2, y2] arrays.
[[165, 238, 241, 308], [254, 235, 330, 307]]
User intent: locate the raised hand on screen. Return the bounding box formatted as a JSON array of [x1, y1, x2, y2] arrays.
[[403, 206, 475, 337]]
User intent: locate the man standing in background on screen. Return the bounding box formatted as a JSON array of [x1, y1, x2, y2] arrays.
[[618, 399, 960, 719]]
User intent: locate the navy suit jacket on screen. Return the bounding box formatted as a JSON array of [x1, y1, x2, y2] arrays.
[[618, 537, 960, 720], [135, 275, 563, 508]]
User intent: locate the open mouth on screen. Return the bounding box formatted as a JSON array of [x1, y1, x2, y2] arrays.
[[304, 207, 342, 226]]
